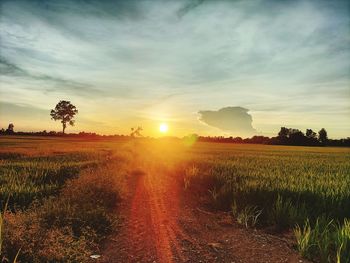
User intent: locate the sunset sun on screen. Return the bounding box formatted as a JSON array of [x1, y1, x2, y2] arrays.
[[159, 123, 168, 133]]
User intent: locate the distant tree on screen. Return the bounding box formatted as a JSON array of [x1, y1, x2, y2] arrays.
[[233, 136, 243, 143], [318, 128, 328, 144], [50, 100, 78, 134], [306, 129, 317, 139], [277, 127, 290, 144], [278, 127, 289, 138], [6, 123, 14, 134], [288, 129, 305, 145], [130, 126, 143, 137]]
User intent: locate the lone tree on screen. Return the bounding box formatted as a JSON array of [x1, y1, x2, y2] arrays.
[[50, 100, 78, 134]]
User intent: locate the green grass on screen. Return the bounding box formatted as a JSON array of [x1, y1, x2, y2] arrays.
[[183, 143, 350, 262], [1, 137, 349, 262], [0, 153, 104, 209]]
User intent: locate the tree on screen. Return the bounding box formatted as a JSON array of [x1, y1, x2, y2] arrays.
[[6, 123, 14, 134], [277, 127, 289, 144], [50, 100, 78, 134], [130, 126, 143, 137], [306, 129, 317, 139], [318, 128, 328, 145], [278, 127, 289, 138], [288, 129, 305, 145]]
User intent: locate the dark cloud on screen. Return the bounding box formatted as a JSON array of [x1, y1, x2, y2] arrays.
[[177, 0, 205, 17], [0, 57, 103, 97], [199, 106, 256, 135], [1, 0, 143, 19], [0, 57, 26, 76]]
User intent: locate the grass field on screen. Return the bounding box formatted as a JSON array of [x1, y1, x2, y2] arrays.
[[0, 136, 349, 262], [184, 143, 350, 262], [0, 136, 133, 262]]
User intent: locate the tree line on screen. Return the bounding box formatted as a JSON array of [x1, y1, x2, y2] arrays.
[[192, 127, 350, 147], [1, 100, 349, 146]]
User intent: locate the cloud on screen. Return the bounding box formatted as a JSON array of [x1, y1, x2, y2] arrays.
[[0, 57, 103, 97], [199, 107, 256, 135], [0, 0, 349, 137], [177, 0, 205, 17], [0, 101, 48, 119]]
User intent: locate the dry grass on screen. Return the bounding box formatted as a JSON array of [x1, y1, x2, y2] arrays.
[[0, 136, 131, 262]]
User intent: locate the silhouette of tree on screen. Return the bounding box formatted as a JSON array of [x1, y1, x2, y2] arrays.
[[306, 129, 317, 139], [277, 127, 289, 144], [318, 128, 328, 144], [130, 126, 143, 137], [6, 123, 14, 134], [50, 100, 78, 134], [288, 129, 305, 145], [278, 127, 289, 138]]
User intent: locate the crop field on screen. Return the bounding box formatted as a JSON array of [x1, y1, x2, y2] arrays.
[[184, 143, 350, 262], [0, 136, 349, 262], [0, 136, 133, 262]]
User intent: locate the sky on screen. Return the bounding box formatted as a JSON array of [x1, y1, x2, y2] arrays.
[[0, 0, 349, 138]]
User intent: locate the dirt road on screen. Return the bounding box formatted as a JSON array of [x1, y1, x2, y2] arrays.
[[101, 145, 305, 263]]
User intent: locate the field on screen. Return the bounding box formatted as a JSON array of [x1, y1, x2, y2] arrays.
[[1, 136, 349, 262]]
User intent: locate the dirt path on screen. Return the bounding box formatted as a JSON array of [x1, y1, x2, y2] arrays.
[[101, 147, 306, 263], [101, 158, 189, 263]]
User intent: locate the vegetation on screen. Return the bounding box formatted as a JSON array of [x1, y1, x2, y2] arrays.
[[196, 127, 349, 147], [0, 136, 349, 262], [183, 143, 350, 262], [1, 125, 350, 147], [50, 100, 78, 134], [0, 137, 131, 262]]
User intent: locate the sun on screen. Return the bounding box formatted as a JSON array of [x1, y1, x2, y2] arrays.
[[159, 123, 168, 133]]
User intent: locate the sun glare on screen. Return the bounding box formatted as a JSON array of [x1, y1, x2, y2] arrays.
[[159, 123, 168, 133]]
